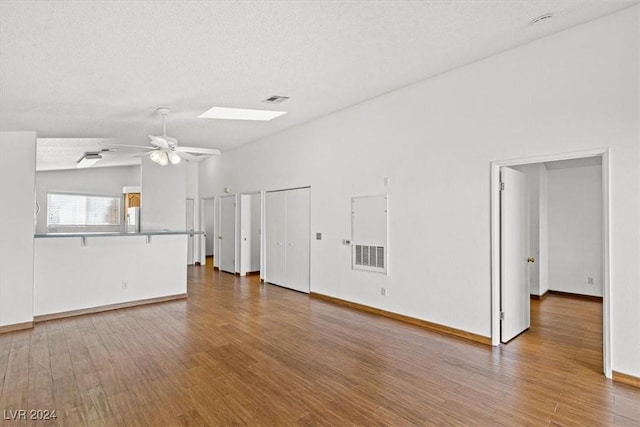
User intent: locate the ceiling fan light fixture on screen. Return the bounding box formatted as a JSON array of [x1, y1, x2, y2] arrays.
[[77, 153, 102, 168], [149, 150, 162, 163], [168, 152, 181, 164], [158, 152, 169, 166]]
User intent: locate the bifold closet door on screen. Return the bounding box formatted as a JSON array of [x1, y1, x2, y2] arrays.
[[265, 191, 287, 286], [265, 188, 310, 293], [285, 188, 310, 293]]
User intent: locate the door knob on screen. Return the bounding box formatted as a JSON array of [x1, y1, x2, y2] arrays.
[[527, 257, 536, 263]]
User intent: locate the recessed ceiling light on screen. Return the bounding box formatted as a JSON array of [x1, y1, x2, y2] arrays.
[[198, 106, 286, 121], [77, 153, 102, 168], [529, 13, 553, 26]]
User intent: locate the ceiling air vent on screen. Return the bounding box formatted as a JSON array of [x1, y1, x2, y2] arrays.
[[529, 13, 553, 26], [262, 95, 290, 104]]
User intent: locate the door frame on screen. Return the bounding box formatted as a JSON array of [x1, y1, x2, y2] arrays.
[[490, 148, 611, 377], [199, 196, 215, 265]]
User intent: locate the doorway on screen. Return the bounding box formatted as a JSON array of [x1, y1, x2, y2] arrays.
[[491, 148, 610, 377], [239, 192, 261, 276], [201, 197, 215, 266]]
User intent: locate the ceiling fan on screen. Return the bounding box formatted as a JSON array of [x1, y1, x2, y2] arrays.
[[113, 107, 221, 165]]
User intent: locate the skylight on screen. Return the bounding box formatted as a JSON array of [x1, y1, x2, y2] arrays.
[[198, 106, 286, 121]]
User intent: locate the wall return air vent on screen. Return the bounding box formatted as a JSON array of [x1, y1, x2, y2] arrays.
[[355, 245, 385, 269], [351, 194, 388, 274]]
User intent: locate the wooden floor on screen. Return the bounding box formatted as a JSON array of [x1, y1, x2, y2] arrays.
[[1, 264, 639, 426]]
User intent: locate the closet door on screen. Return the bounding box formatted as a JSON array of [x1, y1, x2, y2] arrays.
[[285, 188, 310, 293], [265, 191, 287, 286]]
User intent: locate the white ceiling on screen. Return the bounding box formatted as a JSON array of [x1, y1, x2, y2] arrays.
[[36, 138, 141, 171], [1, 1, 637, 170]]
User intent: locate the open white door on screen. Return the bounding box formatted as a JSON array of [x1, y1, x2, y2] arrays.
[[186, 198, 195, 265], [219, 195, 236, 274], [501, 167, 530, 343]]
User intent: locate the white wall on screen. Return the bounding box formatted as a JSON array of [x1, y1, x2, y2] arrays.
[[548, 165, 603, 297], [0, 132, 36, 327], [199, 7, 640, 377], [141, 157, 187, 231], [35, 165, 140, 233], [186, 161, 200, 262]]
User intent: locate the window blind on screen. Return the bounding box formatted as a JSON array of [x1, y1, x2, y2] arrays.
[[47, 193, 121, 226]]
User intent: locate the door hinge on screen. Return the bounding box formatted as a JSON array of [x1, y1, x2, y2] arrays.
[[500, 311, 505, 320], [499, 182, 505, 191]]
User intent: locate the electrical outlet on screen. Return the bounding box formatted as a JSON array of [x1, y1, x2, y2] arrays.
[[383, 177, 389, 186], [587, 277, 594, 285], [122, 280, 128, 290], [381, 287, 387, 296]]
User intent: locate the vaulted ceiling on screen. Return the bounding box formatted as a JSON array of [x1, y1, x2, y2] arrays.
[[1, 1, 636, 169]]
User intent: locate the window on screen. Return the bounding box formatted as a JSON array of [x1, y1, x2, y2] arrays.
[[47, 193, 121, 227]]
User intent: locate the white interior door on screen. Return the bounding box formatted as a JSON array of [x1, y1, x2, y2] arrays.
[[219, 195, 236, 274], [501, 167, 530, 343], [285, 188, 310, 293], [265, 191, 287, 286], [250, 194, 261, 272], [240, 194, 251, 276], [186, 198, 194, 265]]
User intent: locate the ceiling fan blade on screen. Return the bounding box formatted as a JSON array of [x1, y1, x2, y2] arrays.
[[105, 143, 156, 150], [176, 152, 206, 161], [175, 146, 221, 155], [131, 150, 158, 158]]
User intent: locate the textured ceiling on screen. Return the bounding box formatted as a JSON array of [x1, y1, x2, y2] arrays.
[[1, 1, 637, 170]]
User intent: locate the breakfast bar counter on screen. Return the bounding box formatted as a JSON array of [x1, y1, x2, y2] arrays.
[[33, 231, 201, 320]]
